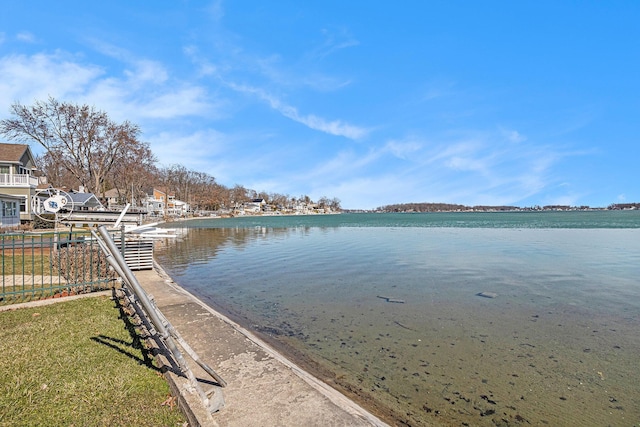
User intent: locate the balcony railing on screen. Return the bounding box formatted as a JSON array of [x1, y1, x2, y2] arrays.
[[0, 174, 38, 187]]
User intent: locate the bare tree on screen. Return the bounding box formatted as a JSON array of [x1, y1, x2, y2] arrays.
[[36, 151, 77, 189], [0, 97, 141, 196], [190, 171, 223, 211], [317, 196, 330, 208], [106, 140, 157, 206], [329, 197, 341, 210], [230, 184, 250, 208]]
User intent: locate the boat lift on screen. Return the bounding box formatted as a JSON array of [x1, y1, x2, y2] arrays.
[[92, 225, 226, 414]]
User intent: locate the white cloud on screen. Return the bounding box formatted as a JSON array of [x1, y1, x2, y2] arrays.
[[384, 139, 422, 159], [16, 32, 36, 43], [151, 129, 227, 167], [312, 129, 581, 209], [3, 48, 216, 121], [183, 45, 218, 77], [0, 53, 104, 111], [297, 113, 368, 140], [310, 27, 360, 61], [228, 82, 369, 139], [500, 128, 526, 143], [306, 149, 382, 181], [445, 155, 489, 173], [123, 59, 169, 86], [425, 139, 483, 165]]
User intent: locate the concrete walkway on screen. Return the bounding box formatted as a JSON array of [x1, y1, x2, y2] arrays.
[[135, 266, 390, 427]]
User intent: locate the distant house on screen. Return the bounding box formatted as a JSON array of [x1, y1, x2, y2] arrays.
[[0, 193, 23, 228], [292, 201, 310, 214], [173, 199, 190, 216], [140, 188, 190, 217], [244, 198, 266, 213], [142, 188, 166, 217], [103, 188, 125, 210], [0, 143, 40, 222], [64, 189, 104, 211]]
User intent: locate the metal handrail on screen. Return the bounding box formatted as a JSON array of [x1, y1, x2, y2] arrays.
[[92, 226, 225, 413]]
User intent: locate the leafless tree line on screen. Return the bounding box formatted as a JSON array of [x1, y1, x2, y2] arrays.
[[0, 97, 340, 212]]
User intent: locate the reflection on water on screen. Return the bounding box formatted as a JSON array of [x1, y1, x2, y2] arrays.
[[156, 213, 640, 426]]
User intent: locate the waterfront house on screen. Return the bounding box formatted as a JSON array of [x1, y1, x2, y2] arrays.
[[141, 188, 167, 217], [142, 188, 187, 217], [244, 198, 265, 214], [104, 188, 124, 210], [172, 199, 190, 216], [63, 189, 104, 211], [0, 143, 39, 222]]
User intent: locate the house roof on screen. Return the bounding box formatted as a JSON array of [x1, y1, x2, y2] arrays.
[[104, 188, 121, 198], [64, 191, 104, 208], [0, 143, 31, 163]]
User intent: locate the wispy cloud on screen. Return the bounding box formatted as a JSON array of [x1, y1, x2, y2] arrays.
[[205, 0, 225, 22], [500, 127, 527, 143], [123, 59, 168, 86], [384, 139, 422, 159], [309, 27, 360, 61], [88, 39, 169, 85], [151, 129, 227, 166], [421, 79, 456, 101], [305, 148, 382, 181], [16, 32, 36, 43], [321, 130, 586, 208], [183, 45, 218, 77], [227, 82, 369, 139]]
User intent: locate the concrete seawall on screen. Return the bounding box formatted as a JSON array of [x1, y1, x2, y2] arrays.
[[135, 266, 390, 427]]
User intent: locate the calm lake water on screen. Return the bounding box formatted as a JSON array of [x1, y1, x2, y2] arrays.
[[155, 211, 640, 426]]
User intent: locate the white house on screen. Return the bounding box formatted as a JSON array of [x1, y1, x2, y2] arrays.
[[173, 199, 190, 216], [244, 198, 266, 213], [141, 188, 189, 217]]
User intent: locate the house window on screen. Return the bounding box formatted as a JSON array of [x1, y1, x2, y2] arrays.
[[3, 201, 17, 217], [19, 197, 26, 212], [0, 166, 9, 174]]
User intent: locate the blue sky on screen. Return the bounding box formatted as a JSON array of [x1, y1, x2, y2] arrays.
[[1, 1, 638, 209]]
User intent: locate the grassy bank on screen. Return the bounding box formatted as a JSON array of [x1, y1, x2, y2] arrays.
[[0, 295, 186, 426]]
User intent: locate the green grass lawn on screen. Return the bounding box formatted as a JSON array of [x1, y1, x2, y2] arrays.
[[1, 253, 53, 276], [0, 295, 186, 427]]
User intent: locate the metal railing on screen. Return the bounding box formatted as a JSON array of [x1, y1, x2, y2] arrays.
[[0, 173, 39, 187], [0, 230, 115, 304], [93, 225, 225, 413]]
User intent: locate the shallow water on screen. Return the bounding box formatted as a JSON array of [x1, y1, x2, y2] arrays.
[[156, 212, 640, 426]]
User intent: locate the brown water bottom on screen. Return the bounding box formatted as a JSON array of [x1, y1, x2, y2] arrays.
[[229, 293, 640, 427]]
